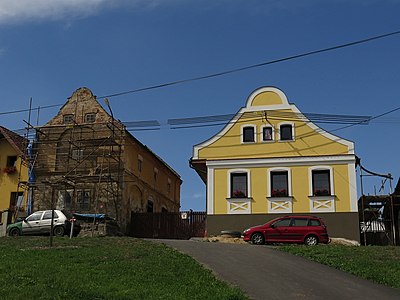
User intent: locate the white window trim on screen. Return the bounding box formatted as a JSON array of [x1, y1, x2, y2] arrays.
[[308, 166, 334, 196], [278, 122, 295, 141], [260, 125, 274, 142], [308, 166, 335, 213], [241, 124, 257, 144], [267, 167, 292, 197], [227, 169, 251, 198]]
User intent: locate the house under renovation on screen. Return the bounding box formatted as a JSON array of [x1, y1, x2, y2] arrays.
[[31, 87, 181, 234]]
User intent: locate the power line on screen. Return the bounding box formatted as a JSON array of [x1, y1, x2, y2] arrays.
[[1, 30, 399, 117], [98, 30, 400, 99]]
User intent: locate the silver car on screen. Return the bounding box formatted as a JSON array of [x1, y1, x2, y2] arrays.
[[7, 210, 78, 236]]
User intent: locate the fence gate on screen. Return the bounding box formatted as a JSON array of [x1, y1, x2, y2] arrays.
[[129, 211, 206, 239]]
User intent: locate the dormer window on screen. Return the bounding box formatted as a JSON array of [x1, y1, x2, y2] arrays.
[[242, 126, 256, 143], [279, 124, 294, 141], [85, 113, 96, 123], [63, 114, 74, 124]]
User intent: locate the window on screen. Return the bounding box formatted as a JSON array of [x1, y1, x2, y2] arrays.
[[138, 156, 143, 173], [154, 168, 158, 181], [26, 212, 42, 222], [231, 173, 248, 198], [72, 149, 84, 161], [280, 124, 293, 141], [161, 207, 168, 213], [77, 191, 90, 210], [312, 170, 331, 196], [43, 211, 59, 220], [6, 156, 17, 167], [167, 179, 171, 193], [63, 114, 74, 124], [147, 200, 154, 213], [262, 126, 273, 141], [291, 218, 309, 227], [272, 218, 291, 227], [9, 192, 23, 209], [242, 126, 255, 143], [309, 219, 321, 226], [84, 113, 96, 123], [271, 171, 288, 197]]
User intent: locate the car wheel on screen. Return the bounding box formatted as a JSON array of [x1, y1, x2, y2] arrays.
[[251, 232, 265, 245], [9, 228, 21, 237], [53, 226, 65, 236], [304, 235, 318, 246]]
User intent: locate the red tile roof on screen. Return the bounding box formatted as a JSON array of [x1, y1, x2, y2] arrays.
[[0, 126, 27, 157]]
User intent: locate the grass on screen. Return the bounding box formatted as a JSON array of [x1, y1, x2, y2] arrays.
[[278, 244, 400, 289], [0, 237, 247, 300]]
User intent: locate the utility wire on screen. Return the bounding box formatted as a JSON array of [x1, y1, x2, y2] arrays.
[[1, 30, 399, 117], [98, 30, 400, 99]]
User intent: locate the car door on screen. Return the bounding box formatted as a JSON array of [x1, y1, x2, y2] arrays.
[[22, 211, 43, 235], [39, 210, 60, 234], [265, 218, 292, 242], [287, 218, 309, 242]]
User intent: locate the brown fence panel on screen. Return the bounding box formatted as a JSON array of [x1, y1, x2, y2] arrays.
[[130, 211, 206, 239]]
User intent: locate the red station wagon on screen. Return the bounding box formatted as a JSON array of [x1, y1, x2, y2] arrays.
[[242, 215, 330, 246]]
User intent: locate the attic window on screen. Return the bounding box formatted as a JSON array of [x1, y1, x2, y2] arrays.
[[242, 126, 255, 143], [85, 113, 96, 123], [280, 124, 293, 141], [63, 114, 74, 124]]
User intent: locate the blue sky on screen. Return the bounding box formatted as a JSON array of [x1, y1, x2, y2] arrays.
[[1, 0, 400, 210]]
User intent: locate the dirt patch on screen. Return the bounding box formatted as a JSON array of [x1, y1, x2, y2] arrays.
[[202, 235, 248, 244]]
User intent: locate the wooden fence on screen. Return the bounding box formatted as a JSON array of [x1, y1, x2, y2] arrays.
[[129, 211, 206, 240]]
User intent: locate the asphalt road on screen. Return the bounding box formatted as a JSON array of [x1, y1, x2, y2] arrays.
[[152, 239, 400, 300]]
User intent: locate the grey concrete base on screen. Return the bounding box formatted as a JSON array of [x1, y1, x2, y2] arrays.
[[207, 212, 360, 242]]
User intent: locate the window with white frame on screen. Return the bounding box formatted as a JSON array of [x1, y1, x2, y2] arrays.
[[312, 169, 331, 196], [230, 172, 248, 198], [261, 125, 274, 142], [242, 125, 256, 143], [279, 123, 294, 141], [270, 171, 289, 197], [308, 167, 335, 212]]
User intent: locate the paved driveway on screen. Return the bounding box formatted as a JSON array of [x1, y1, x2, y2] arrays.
[[152, 239, 400, 300]]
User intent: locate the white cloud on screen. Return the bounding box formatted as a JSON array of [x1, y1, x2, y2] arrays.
[[192, 193, 204, 199], [0, 0, 155, 25]]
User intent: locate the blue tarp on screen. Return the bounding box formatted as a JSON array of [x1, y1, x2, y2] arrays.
[[72, 213, 113, 220]]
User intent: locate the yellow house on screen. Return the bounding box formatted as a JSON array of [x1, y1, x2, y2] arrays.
[[190, 87, 359, 241], [0, 126, 29, 224]]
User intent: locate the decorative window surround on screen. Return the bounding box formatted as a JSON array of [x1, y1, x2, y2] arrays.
[[277, 122, 295, 141], [227, 197, 252, 214], [267, 167, 292, 197], [309, 196, 335, 212], [308, 166, 334, 196], [267, 196, 293, 213], [241, 124, 257, 143], [260, 125, 274, 142]]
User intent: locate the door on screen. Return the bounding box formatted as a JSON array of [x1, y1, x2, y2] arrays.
[[286, 218, 309, 242], [22, 211, 43, 235], [39, 210, 60, 234], [266, 218, 292, 242]]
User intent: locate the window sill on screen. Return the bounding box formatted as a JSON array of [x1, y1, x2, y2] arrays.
[[267, 196, 293, 200], [226, 197, 253, 200], [309, 195, 336, 198]]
